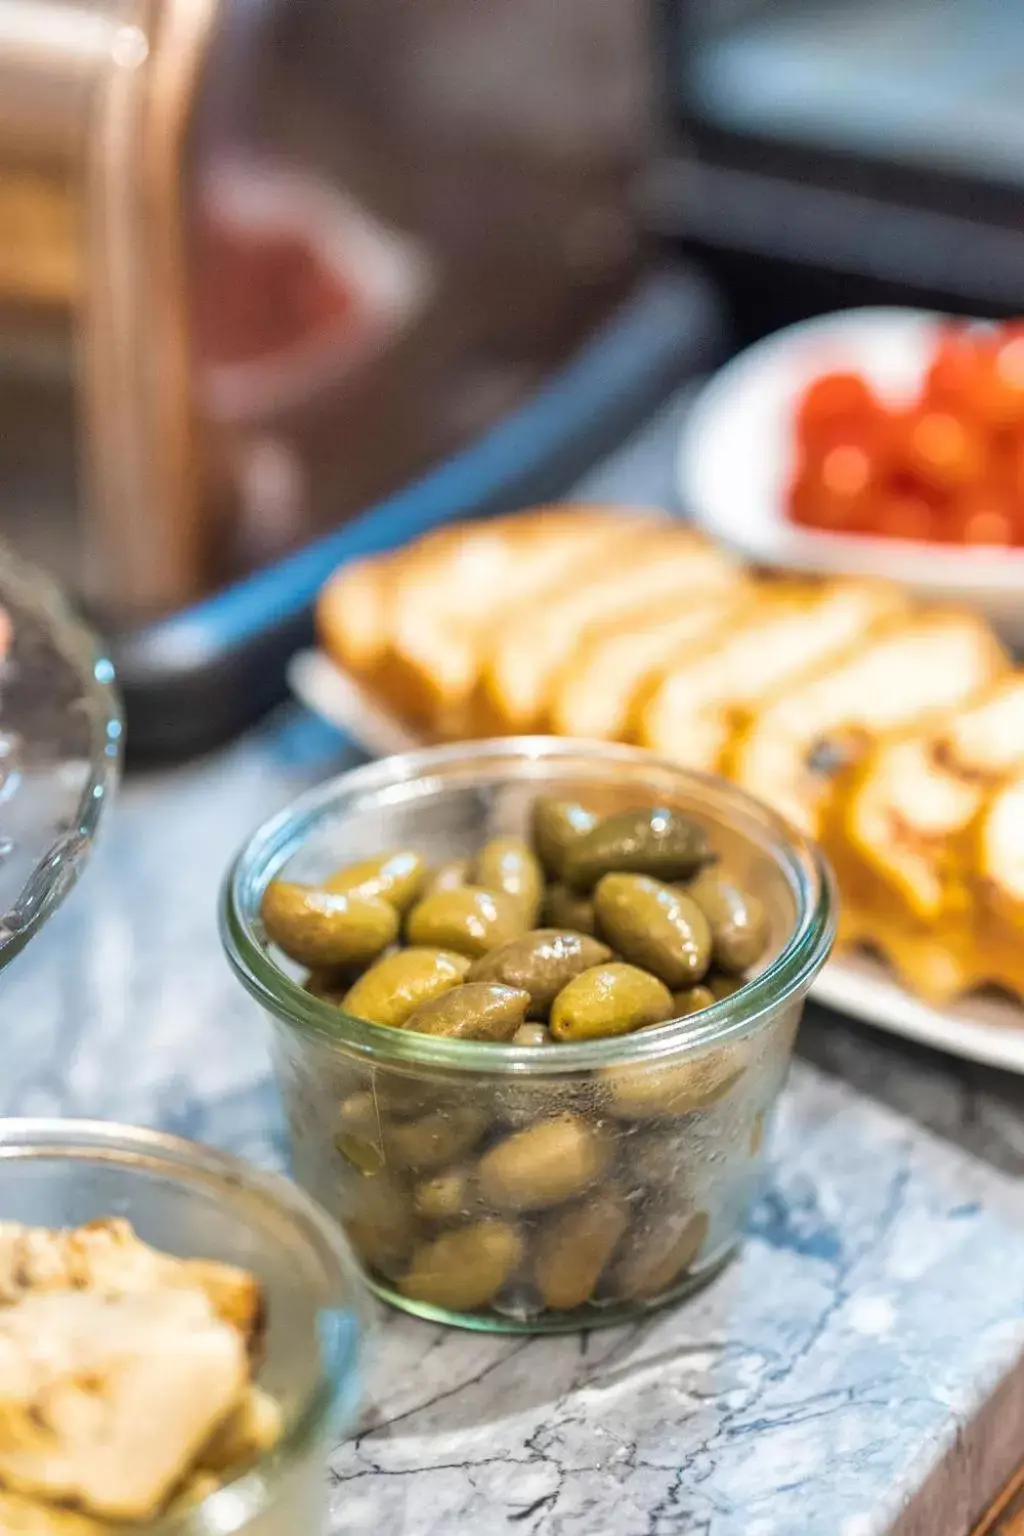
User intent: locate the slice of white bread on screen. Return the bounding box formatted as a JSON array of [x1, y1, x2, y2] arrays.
[[828, 670, 1024, 927], [317, 507, 653, 733], [636, 579, 909, 774], [731, 610, 1010, 838], [477, 525, 741, 734], [550, 584, 752, 742], [381, 507, 652, 733]]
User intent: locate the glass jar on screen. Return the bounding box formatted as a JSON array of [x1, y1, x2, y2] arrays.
[[0, 1118, 368, 1535], [222, 739, 835, 1333]]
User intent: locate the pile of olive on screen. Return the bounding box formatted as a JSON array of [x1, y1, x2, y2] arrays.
[[262, 798, 774, 1323], [261, 798, 769, 1044]]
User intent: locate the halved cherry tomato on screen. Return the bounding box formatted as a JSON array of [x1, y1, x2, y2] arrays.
[[901, 407, 986, 492], [866, 492, 939, 543], [943, 495, 1016, 547], [924, 327, 979, 408], [788, 440, 879, 532], [795, 371, 879, 449]]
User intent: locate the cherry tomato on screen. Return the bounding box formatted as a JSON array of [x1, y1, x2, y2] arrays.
[[943, 495, 1016, 546], [924, 327, 979, 407], [788, 441, 878, 532], [795, 371, 879, 449], [902, 408, 986, 492], [867, 493, 939, 543]]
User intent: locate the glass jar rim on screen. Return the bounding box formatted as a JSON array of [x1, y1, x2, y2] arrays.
[[221, 738, 836, 1075], [0, 1117, 365, 1536]]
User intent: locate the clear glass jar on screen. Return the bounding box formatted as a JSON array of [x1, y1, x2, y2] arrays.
[[222, 739, 835, 1334], [0, 1118, 368, 1534]]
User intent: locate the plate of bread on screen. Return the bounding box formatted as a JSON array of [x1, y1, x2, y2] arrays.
[[292, 504, 1024, 1072]]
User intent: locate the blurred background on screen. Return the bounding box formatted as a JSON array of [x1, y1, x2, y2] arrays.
[[2, 0, 1024, 755]]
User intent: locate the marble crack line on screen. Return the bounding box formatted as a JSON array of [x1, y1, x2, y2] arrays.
[[354, 1337, 534, 1440], [653, 1154, 914, 1506]]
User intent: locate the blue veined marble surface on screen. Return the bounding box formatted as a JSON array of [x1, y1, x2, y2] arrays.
[[5, 394, 1024, 1534]]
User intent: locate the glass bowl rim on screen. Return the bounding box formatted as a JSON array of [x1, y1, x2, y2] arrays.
[[0, 1117, 366, 1535], [0, 545, 123, 971], [220, 738, 836, 1075]]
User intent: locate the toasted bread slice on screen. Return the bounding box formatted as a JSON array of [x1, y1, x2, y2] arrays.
[[637, 579, 909, 774], [550, 582, 751, 742], [966, 771, 1024, 997], [317, 555, 393, 681], [826, 670, 1024, 931], [381, 506, 653, 733], [732, 610, 1010, 837], [477, 526, 740, 734]]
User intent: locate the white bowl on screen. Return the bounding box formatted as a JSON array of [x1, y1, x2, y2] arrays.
[[677, 307, 1024, 649]]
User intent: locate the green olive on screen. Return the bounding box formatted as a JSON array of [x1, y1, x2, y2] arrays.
[[304, 969, 354, 1005], [412, 1166, 478, 1224], [423, 858, 471, 896], [384, 1105, 487, 1174], [405, 885, 528, 958], [261, 880, 398, 969], [342, 948, 470, 1027], [530, 797, 598, 878], [562, 807, 712, 892], [324, 849, 428, 912], [594, 874, 712, 989], [403, 982, 530, 1041], [473, 836, 544, 925], [687, 869, 769, 973], [533, 1193, 629, 1311], [542, 884, 598, 936], [398, 1220, 524, 1311], [512, 1023, 552, 1048], [344, 1171, 419, 1279], [477, 1112, 611, 1212], [709, 973, 743, 1001], [549, 963, 673, 1042], [335, 1090, 388, 1174], [605, 1209, 709, 1302], [600, 1045, 744, 1120], [671, 985, 716, 1017], [467, 929, 612, 1017]]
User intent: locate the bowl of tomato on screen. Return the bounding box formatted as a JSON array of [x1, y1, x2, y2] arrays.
[[677, 308, 1024, 647]]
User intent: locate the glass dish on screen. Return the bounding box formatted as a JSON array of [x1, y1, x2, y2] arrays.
[[0, 1118, 368, 1535], [222, 739, 835, 1334], [0, 545, 122, 971]]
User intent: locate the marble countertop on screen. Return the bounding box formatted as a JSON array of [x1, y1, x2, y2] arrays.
[[6, 395, 1024, 1535]]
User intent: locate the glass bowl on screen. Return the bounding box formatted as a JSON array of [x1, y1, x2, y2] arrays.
[[0, 546, 122, 971], [221, 739, 835, 1334], [0, 1118, 368, 1534]]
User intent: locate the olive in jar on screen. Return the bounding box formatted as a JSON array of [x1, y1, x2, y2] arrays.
[[594, 874, 712, 989]]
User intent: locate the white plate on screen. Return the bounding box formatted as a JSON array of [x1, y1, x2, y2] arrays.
[[677, 307, 1024, 647], [289, 647, 1024, 1073]]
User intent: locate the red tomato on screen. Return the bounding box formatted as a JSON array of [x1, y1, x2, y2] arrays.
[[924, 327, 980, 408], [788, 441, 878, 533], [943, 495, 1016, 547], [902, 408, 986, 492], [867, 493, 939, 543], [795, 371, 879, 449]]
